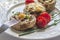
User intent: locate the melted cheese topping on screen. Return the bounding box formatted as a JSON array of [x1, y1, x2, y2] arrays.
[[24, 3, 46, 13]]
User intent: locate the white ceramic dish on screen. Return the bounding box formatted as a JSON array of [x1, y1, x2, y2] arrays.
[[0, 0, 60, 39], [2, 2, 60, 40]]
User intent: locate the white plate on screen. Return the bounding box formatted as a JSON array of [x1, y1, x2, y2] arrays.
[[0, 0, 60, 40], [3, 2, 60, 40]]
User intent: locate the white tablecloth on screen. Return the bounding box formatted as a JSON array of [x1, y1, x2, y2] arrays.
[[0, 0, 60, 40]]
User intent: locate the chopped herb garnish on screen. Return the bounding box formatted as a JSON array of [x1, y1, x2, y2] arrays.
[[50, 19, 60, 26], [19, 28, 40, 36], [25, 15, 30, 19], [19, 30, 35, 36], [14, 12, 20, 15]]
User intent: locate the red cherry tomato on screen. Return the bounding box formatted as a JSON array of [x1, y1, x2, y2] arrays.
[[36, 12, 51, 28], [36, 16, 47, 28], [40, 12, 51, 23], [25, 0, 34, 4]]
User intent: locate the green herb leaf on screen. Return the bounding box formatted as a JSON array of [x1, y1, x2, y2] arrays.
[[14, 12, 20, 15], [25, 15, 30, 19]]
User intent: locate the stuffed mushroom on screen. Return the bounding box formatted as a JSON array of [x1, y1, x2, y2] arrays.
[[10, 12, 36, 31], [38, 0, 56, 12], [24, 3, 46, 17]]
